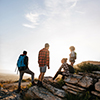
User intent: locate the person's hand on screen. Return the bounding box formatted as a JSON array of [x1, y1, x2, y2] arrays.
[[48, 66, 50, 69]]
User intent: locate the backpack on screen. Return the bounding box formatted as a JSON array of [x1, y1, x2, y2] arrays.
[[17, 55, 26, 71], [67, 64, 75, 74], [74, 52, 77, 59]]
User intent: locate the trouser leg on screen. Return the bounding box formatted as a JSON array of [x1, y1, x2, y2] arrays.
[[59, 72, 66, 79], [24, 69, 34, 83], [53, 71, 61, 80], [53, 71, 65, 80], [62, 74, 66, 79], [18, 71, 24, 89]]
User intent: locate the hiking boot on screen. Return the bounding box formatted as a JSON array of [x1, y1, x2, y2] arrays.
[[37, 80, 43, 87], [32, 81, 37, 86], [37, 80, 41, 86], [15, 88, 21, 93], [40, 82, 43, 87]]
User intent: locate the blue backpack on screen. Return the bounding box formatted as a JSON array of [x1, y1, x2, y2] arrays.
[[17, 55, 26, 68]]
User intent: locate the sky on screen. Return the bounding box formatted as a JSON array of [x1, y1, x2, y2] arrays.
[[0, 0, 100, 78]]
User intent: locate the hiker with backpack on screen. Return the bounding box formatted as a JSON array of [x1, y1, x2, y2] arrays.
[[52, 58, 70, 80], [37, 43, 50, 87], [69, 46, 77, 67], [16, 51, 36, 92]]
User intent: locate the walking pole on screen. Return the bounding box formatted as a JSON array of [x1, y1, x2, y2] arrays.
[[15, 65, 18, 74], [15, 66, 17, 72]]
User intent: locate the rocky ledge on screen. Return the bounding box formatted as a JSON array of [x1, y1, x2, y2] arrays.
[[0, 71, 100, 100]]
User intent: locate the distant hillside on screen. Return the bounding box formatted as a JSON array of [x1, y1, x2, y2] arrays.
[[0, 73, 30, 81], [82, 61, 100, 65], [74, 61, 100, 68]]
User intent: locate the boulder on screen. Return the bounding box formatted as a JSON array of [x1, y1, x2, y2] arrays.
[[25, 86, 62, 100], [95, 80, 100, 92], [0, 89, 21, 100], [62, 83, 86, 95], [43, 77, 53, 84], [91, 91, 100, 97], [62, 84, 86, 92], [64, 74, 82, 84], [62, 86, 68, 91], [65, 83, 86, 91], [93, 71, 100, 75], [64, 77, 78, 84], [1, 95, 21, 100], [43, 82, 67, 98], [78, 76, 93, 88]]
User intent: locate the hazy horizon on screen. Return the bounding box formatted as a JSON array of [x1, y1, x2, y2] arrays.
[[0, 69, 32, 81], [0, 60, 100, 77]]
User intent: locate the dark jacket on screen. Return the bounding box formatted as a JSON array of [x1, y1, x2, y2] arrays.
[[23, 55, 28, 69]]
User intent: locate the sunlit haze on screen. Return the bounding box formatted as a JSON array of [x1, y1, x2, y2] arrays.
[[0, 0, 100, 78]]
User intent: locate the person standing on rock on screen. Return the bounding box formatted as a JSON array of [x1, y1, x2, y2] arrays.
[[37, 43, 50, 87], [16, 51, 36, 92], [69, 46, 77, 67]]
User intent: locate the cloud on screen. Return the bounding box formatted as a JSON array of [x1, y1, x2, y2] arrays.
[[45, 0, 78, 9], [70, 0, 77, 8], [23, 0, 79, 29], [43, 0, 79, 19], [23, 12, 39, 28], [26, 13, 39, 24], [23, 24, 35, 28], [76, 11, 85, 14]]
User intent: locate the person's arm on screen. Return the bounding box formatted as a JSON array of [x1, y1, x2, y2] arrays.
[[24, 56, 28, 68], [57, 64, 63, 72], [38, 51, 40, 64], [46, 50, 50, 69]]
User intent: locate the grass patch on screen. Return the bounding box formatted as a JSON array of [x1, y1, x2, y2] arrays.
[[14, 78, 38, 83], [52, 75, 65, 89], [66, 91, 100, 100], [75, 62, 100, 73], [14, 78, 31, 83], [66, 91, 91, 100], [57, 78, 65, 88], [27, 82, 32, 89], [0, 83, 3, 88]]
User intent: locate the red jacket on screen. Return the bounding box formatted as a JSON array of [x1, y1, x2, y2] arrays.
[[38, 48, 49, 67]]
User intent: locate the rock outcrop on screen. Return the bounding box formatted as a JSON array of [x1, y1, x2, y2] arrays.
[[26, 86, 62, 100], [95, 79, 100, 92], [0, 71, 100, 100], [42, 82, 67, 98], [0, 88, 21, 100]]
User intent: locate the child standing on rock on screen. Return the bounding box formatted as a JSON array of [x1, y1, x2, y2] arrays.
[[69, 46, 77, 67]]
